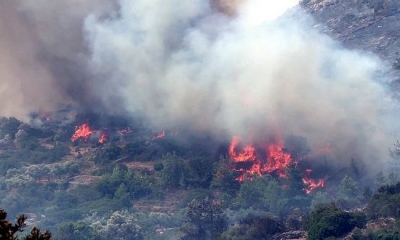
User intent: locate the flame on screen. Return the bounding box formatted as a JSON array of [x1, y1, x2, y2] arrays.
[[40, 113, 51, 122], [228, 136, 325, 194], [228, 136, 290, 180], [99, 132, 107, 144], [317, 142, 332, 155], [118, 127, 132, 135], [154, 131, 166, 139], [264, 141, 292, 177], [302, 169, 325, 194], [71, 123, 93, 142], [229, 136, 256, 162]]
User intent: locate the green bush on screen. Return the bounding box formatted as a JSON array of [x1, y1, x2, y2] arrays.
[[305, 203, 366, 240], [367, 183, 400, 219]]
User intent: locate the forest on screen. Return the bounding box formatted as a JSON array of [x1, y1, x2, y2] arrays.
[[0, 115, 399, 239]]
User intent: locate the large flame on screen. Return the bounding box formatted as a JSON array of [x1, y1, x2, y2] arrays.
[[228, 136, 325, 194], [265, 141, 292, 177], [229, 136, 256, 162], [71, 123, 93, 142]]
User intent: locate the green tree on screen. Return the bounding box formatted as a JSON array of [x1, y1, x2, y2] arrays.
[[0, 208, 51, 240], [220, 215, 284, 240], [180, 198, 227, 240], [161, 154, 185, 188], [210, 156, 240, 194], [55, 222, 92, 240], [339, 175, 360, 201], [185, 157, 214, 188]]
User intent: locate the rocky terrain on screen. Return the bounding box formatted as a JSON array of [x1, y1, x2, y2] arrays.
[[302, 0, 400, 91]]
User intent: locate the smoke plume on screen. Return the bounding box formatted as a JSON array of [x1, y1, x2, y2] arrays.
[[1, 0, 399, 172]]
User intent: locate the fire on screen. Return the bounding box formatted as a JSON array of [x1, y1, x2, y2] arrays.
[[99, 132, 107, 144], [71, 123, 93, 142], [40, 113, 51, 122], [302, 169, 325, 194], [228, 136, 290, 180], [264, 141, 292, 177], [154, 131, 166, 139], [319, 142, 332, 154], [118, 127, 132, 135], [229, 136, 256, 162], [228, 136, 325, 194]]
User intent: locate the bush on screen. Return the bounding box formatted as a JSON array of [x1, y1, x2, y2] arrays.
[[305, 203, 367, 240], [153, 162, 164, 172], [367, 183, 400, 219]]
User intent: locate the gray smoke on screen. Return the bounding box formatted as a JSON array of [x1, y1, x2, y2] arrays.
[[1, 0, 399, 171], [0, 0, 117, 120]]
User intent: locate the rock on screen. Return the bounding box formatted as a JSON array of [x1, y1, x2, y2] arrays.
[[271, 230, 307, 240]]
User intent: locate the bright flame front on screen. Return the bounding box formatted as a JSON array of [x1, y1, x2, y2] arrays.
[[228, 136, 324, 194]]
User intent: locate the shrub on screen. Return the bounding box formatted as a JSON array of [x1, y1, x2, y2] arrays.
[[305, 203, 366, 240]]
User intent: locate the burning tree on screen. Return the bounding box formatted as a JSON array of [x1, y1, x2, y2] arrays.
[[227, 135, 325, 194]]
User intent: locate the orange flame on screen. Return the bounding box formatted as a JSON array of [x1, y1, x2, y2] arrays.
[[71, 123, 93, 142], [264, 141, 292, 177], [302, 169, 325, 194], [229, 136, 256, 162], [99, 132, 107, 144], [228, 136, 325, 194]]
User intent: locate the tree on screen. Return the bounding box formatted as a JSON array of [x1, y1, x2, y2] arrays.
[[55, 222, 92, 240], [339, 175, 360, 200], [0, 208, 51, 240], [220, 215, 284, 240], [91, 210, 142, 240], [161, 154, 185, 188], [180, 198, 227, 240], [185, 157, 214, 188]]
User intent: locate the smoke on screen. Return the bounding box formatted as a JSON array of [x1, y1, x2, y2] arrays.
[[1, 0, 399, 171], [0, 0, 117, 120], [84, 0, 400, 171]]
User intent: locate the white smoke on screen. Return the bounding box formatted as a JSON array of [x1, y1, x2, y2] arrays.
[[84, 0, 400, 171], [0, 0, 398, 171]]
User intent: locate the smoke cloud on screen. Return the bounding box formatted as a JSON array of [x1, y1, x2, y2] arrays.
[[1, 0, 399, 171]]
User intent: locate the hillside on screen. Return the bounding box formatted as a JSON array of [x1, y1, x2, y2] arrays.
[[2, 1, 400, 240], [302, 0, 400, 90]]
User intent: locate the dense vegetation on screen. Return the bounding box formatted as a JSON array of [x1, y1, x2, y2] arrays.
[[0, 116, 399, 239]]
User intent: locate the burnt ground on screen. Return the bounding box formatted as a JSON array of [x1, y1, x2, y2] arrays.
[[301, 0, 400, 93]]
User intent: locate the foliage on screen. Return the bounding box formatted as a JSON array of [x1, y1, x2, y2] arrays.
[[184, 157, 214, 188], [0, 208, 51, 240], [304, 203, 367, 240], [153, 162, 164, 172], [93, 143, 123, 166], [367, 182, 400, 219], [220, 214, 284, 240], [96, 166, 153, 201], [180, 198, 227, 240], [338, 175, 361, 208], [91, 210, 143, 240], [55, 222, 92, 240], [210, 156, 240, 194], [160, 154, 185, 188]]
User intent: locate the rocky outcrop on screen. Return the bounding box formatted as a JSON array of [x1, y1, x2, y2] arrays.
[[301, 0, 400, 91], [271, 230, 307, 240]]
